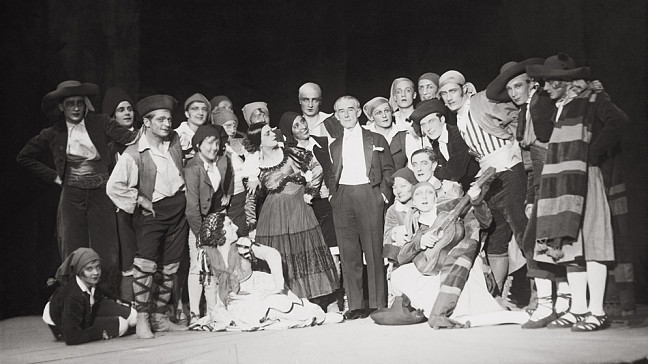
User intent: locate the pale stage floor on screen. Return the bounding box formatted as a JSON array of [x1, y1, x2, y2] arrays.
[[2, 306, 648, 364]]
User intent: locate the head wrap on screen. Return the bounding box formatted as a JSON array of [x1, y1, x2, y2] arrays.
[[242, 102, 269, 125], [136, 94, 177, 117], [101, 87, 134, 116], [212, 109, 238, 126], [409, 99, 448, 137], [392, 167, 418, 186], [418, 73, 440, 87], [438, 70, 477, 99], [278, 111, 302, 141], [184, 93, 211, 111], [209, 95, 232, 112], [438, 71, 466, 90], [298, 82, 322, 98], [362, 97, 390, 121], [55, 247, 101, 283], [389, 77, 415, 111]]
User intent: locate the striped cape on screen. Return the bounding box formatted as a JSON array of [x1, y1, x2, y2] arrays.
[[535, 90, 596, 248]]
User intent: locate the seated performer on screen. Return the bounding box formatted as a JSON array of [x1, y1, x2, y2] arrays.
[[43, 248, 136, 345], [189, 212, 343, 331], [383, 167, 418, 263], [389, 182, 529, 328]]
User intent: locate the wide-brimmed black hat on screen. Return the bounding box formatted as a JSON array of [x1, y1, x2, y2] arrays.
[[526, 53, 591, 81], [41, 80, 99, 113], [409, 99, 448, 137], [486, 58, 545, 102]]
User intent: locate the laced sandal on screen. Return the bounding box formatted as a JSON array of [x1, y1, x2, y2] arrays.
[[547, 311, 588, 329], [522, 310, 557, 329], [522, 297, 555, 329], [554, 293, 571, 317], [571, 314, 609, 332]]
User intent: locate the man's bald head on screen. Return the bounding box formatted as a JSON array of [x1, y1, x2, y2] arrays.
[[298, 82, 323, 117]]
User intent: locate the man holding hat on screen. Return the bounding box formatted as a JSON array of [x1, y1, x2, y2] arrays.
[[524, 54, 628, 332], [106, 94, 189, 338], [175, 93, 212, 161], [17, 80, 136, 296], [437, 70, 527, 298]]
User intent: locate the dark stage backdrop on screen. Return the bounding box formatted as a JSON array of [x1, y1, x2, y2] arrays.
[[1, 0, 646, 319]]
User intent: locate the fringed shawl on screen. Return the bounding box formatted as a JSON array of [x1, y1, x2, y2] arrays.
[[536, 90, 596, 248]]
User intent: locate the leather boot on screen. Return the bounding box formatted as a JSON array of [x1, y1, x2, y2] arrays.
[[136, 312, 155, 339]]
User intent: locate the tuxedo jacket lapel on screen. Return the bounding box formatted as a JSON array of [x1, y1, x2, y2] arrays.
[[331, 138, 343, 183], [362, 129, 373, 176]]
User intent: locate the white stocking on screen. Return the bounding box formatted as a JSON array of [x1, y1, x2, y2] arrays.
[[531, 278, 553, 319], [586, 261, 607, 316], [187, 273, 203, 316], [566, 266, 588, 314]]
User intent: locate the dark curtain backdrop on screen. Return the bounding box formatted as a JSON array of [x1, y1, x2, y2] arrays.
[[2, 0, 646, 319]]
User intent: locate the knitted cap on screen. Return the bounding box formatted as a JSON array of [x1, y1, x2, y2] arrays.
[[418, 73, 440, 87], [137, 94, 177, 117], [212, 109, 238, 126], [101, 87, 133, 116], [192, 124, 221, 151], [210, 95, 232, 111], [184, 93, 211, 111], [392, 167, 418, 186]]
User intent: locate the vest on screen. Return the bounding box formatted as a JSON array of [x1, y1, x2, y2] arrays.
[[123, 131, 184, 201]]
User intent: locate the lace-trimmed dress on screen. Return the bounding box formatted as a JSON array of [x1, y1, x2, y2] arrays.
[[256, 147, 339, 299]]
